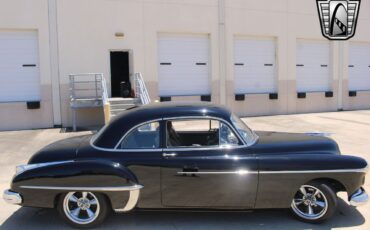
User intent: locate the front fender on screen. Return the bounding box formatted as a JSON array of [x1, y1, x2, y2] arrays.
[[11, 160, 140, 209], [255, 154, 368, 208]]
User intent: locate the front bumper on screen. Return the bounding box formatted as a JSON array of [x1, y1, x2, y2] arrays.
[[349, 187, 368, 206], [3, 189, 22, 205]]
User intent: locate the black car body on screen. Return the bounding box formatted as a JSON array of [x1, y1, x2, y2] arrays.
[[3, 102, 368, 227]]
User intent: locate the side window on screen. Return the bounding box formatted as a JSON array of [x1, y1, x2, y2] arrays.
[[167, 119, 219, 148], [118, 122, 160, 149], [220, 122, 240, 146]]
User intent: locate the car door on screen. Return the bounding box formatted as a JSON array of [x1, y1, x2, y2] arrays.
[[160, 118, 258, 208]]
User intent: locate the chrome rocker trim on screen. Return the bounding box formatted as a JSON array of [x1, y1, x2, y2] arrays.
[[3, 190, 22, 205], [349, 187, 368, 206]]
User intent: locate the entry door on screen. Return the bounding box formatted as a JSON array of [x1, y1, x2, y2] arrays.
[[110, 51, 130, 97], [157, 34, 211, 96], [160, 119, 258, 208]]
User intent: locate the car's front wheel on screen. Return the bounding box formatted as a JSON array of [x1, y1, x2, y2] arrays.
[[290, 181, 337, 223], [57, 191, 110, 228]]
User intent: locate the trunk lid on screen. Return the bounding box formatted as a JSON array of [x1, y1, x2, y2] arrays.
[[28, 134, 93, 164]]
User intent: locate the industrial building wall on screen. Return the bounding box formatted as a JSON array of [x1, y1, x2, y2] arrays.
[[1, 0, 370, 130], [56, 0, 370, 125], [0, 0, 54, 131], [55, 0, 220, 127]]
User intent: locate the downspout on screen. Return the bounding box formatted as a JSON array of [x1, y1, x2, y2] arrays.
[[48, 0, 62, 127]]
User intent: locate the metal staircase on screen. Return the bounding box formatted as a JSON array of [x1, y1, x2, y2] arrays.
[[109, 73, 151, 118], [69, 72, 151, 130], [69, 73, 109, 131]]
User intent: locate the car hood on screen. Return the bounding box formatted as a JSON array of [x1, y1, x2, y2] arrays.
[[251, 131, 340, 155], [28, 134, 93, 164]]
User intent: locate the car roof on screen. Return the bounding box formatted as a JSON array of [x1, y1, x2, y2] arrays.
[[93, 102, 232, 148]]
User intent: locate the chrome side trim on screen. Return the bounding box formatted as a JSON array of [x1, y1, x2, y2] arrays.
[[260, 167, 368, 174], [176, 167, 369, 175], [114, 189, 141, 212], [90, 143, 163, 152], [174, 167, 369, 175], [350, 187, 368, 206], [16, 160, 74, 176], [165, 145, 246, 152], [20, 184, 143, 192], [3, 190, 22, 205], [177, 170, 257, 175]]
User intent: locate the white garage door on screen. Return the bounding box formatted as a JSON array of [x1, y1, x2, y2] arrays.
[[234, 38, 277, 94], [296, 40, 331, 92], [158, 34, 210, 96], [349, 43, 370, 91], [0, 30, 40, 102]]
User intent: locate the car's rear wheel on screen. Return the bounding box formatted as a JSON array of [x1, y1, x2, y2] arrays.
[[57, 191, 110, 228], [290, 182, 337, 223]]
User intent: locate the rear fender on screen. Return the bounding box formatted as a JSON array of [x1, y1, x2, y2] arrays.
[[11, 160, 141, 210]]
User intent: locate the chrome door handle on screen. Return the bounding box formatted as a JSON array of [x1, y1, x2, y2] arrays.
[[162, 153, 177, 157]]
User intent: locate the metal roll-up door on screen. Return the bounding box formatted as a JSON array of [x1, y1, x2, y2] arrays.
[[0, 30, 40, 102], [234, 38, 277, 94], [296, 40, 331, 92], [158, 34, 210, 96], [349, 43, 370, 91]]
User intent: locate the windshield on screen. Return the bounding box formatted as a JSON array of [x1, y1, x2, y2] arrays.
[[230, 114, 258, 145]]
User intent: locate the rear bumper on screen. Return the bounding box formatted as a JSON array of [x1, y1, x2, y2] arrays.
[[349, 187, 368, 207], [3, 189, 22, 205]]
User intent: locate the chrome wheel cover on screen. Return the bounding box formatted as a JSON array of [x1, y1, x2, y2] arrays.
[[63, 192, 100, 225], [291, 185, 328, 220]]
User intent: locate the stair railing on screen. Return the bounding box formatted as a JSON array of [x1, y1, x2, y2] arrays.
[[69, 73, 109, 131], [134, 73, 151, 105], [101, 75, 109, 105]]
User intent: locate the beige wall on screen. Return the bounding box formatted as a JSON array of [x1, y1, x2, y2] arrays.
[[225, 0, 353, 116], [342, 9, 370, 111], [55, 0, 370, 127], [0, 0, 53, 131], [55, 0, 221, 126], [2, 0, 370, 130]]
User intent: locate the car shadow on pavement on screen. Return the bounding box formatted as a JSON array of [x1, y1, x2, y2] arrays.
[[0, 199, 365, 230]]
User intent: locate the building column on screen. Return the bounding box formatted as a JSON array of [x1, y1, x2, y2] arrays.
[[218, 0, 226, 105], [337, 41, 346, 111], [48, 0, 62, 126]]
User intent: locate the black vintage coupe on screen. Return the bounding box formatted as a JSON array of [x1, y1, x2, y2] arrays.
[[3, 102, 368, 228]]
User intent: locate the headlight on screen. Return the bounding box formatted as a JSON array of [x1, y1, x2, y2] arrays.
[[15, 161, 74, 175]]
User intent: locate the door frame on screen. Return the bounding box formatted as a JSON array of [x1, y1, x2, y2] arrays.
[[108, 49, 134, 97]]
